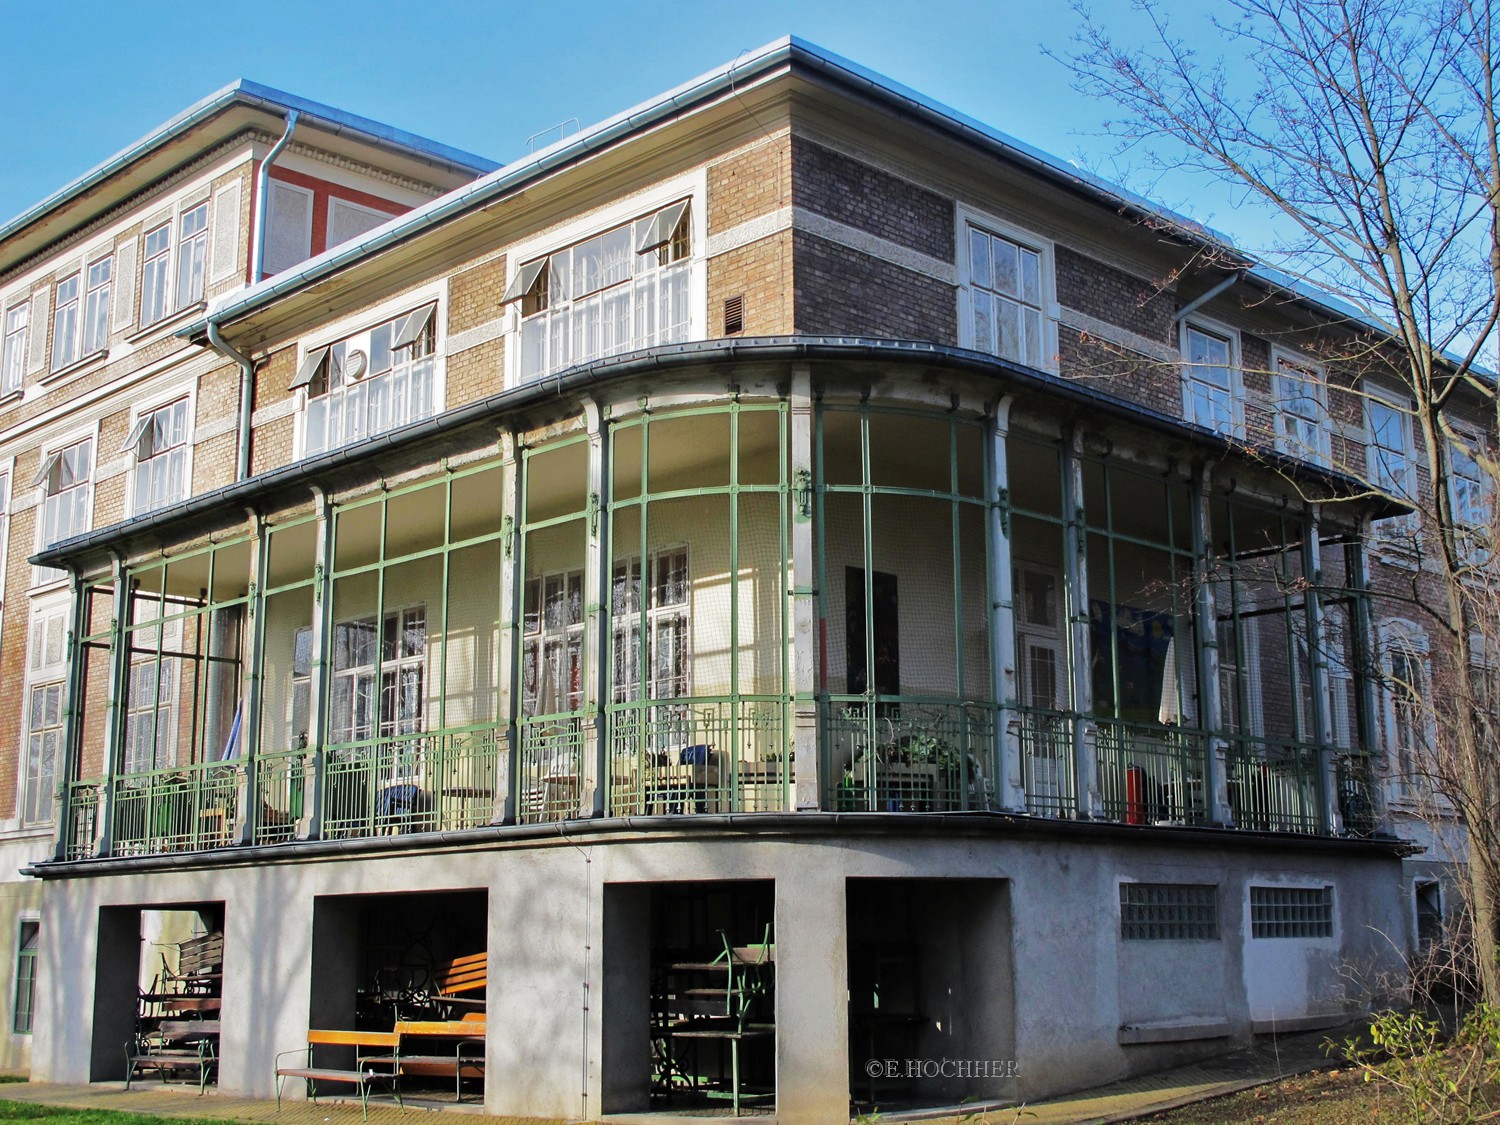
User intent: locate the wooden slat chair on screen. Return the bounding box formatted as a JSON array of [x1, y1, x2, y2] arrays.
[[392, 1016, 486, 1103], [160, 932, 223, 994], [432, 952, 486, 1011], [385, 954, 486, 1102], [125, 1019, 219, 1094], [275, 1030, 401, 1120]]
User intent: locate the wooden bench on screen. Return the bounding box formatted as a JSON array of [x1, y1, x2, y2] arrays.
[[158, 932, 223, 995], [391, 1016, 486, 1102], [430, 952, 486, 1011], [125, 1019, 219, 1094], [274, 1030, 401, 1119]]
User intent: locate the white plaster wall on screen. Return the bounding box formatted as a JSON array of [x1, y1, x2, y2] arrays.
[[33, 828, 1408, 1118]]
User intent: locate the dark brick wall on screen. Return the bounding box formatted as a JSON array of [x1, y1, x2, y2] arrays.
[[1055, 245, 1175, 343], [791, 138, 953, 260], [793, 231, 957, 342]]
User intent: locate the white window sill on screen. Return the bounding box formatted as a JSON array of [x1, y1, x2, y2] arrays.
[[41, 348, 108, 386], [126, 301, 206, 346], [0, 822, 55, 843], [27, 571, 70, 595]]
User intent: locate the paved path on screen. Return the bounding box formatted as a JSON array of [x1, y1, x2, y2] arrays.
[[0, 1030, 1338, 1125]]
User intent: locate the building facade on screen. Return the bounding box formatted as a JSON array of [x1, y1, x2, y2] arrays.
[[0, 38, 1476, 1121]]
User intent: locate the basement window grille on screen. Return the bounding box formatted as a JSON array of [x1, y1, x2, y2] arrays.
[[1119, 883, 1219, 940], [1250, 885, 1333, 938]]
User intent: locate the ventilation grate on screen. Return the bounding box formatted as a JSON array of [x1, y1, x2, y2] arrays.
[[723, 295, 744, 335]]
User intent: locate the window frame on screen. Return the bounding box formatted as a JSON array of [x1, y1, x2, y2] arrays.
[[1447, 429, 1491, 563], [1378, 618, 1431, 801], [175, 202, 209, 310], [50, 272, 80, 373], [21, 595, 70, 827], [138, 197, 213, 331], [1271, 347, 1331, 464], [1248, 884, 1335, 939], [503, 174, 707, 388], [2, 300, 28, 397], [524, 569, 586, 716], [956, 204, 1059, 374], [81, 254, 113, 356], [1180, 318, 1244, 438], [11, 918, 37, 1035], [1119, 881, 1220, 941], [122, 615, 183, 777], [1365, 384, 1418, 507], [610, 547, 692, 704], [140, 220, 173, 327], [125, 392, 193, 516], [293, 287, 446, 458], [32, 428, 95, 588], [329, 605, 427, 746]]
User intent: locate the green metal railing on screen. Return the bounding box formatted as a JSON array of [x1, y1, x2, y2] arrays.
[[64, 780, 103, 859], [1017, 707, 1076, 817], [111, 761, 243, 855], [253, 749, 308, 845], [320, 724, 502, 839], [1336, 754, 1378, 837], [55, 708, 1373, 857], [516, 713, 588, 824], [606, 697, 788, 816], [824, 698, 995, 812], [1226, 735, 1324, 834], [1096, 717, 1209, 825]]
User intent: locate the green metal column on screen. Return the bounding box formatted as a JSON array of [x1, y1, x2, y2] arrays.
[[789, 365, 820, 810], [52, 567, 91, 861], [303, 487, 334, 840], [236, 512, 269, 844], [583, 400, 607, 818], [1062, 427, 1100, 818], [1191, 464, 1232, 825], [1346, 522, 1384, 829], [99, 553, 131, 856], [499, 431, 522, 824], [987, 396, 1025, 812], [1302, 507, 1339, 834]]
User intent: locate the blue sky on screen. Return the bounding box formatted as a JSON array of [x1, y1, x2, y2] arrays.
[[0, 1, 1255, 245]]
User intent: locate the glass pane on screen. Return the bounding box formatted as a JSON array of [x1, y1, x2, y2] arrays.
[[969, 228, 992, 290], [992, 236, 1018, 297]]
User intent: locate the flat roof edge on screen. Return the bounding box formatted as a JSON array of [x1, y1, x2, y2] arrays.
[[0, 80, 497, 250]]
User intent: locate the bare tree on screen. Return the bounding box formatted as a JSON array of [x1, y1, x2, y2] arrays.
[[1059, 0, 1500, 1003]]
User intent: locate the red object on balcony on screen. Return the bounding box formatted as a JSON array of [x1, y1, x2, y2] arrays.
[[1126, 765, 1148, 824]]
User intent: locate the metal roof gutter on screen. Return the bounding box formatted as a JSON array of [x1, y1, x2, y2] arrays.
[[0, 80, 497, 248], [176, 39, 1487, 380], [22, 810, 1416, 879], [31, 336, 1404, 570], [179, 39, 803, 340]]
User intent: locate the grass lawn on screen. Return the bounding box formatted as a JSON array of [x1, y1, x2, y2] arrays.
[[0, 1103, 242, 1125]]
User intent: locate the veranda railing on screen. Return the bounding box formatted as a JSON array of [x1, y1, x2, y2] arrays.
[[823, 698, 997, 813], [605, 697, 788, 816]]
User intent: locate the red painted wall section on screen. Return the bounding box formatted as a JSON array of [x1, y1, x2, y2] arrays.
[[252, 162, 408, 278]]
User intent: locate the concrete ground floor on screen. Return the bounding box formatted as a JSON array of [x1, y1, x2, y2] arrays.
[[27, 815, 1409, 1124]]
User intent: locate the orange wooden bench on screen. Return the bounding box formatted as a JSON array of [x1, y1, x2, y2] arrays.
[[392, 1015, 486, 1102], [431, 951, 486, 1011]]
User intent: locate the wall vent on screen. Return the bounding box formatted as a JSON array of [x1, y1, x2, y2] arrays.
[[723, 295, 745, 335]]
